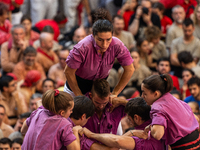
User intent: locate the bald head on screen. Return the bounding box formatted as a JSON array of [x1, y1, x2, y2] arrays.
[[73, 27, 86, 43], [40, 32, 54, 51], [59, 50, 70, 68]]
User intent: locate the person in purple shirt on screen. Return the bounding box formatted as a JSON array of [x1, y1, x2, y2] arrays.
[[141, 74, 200, 149], [64, 19, 134, 100], [84, 79, 128, 135], [20, 90, 81, 150], [81, 97, 165, 150]]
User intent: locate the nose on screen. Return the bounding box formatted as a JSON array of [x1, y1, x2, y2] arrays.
[[102, 41, 107, 48]]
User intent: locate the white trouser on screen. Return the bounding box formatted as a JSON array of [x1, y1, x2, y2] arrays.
[[64, 83, 76, 98]]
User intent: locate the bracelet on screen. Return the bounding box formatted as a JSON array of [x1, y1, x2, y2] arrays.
[[130, 130, 134, 136], [148, 131, 151, 140]]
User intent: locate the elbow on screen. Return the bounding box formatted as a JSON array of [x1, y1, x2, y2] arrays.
[[151, 132, 164, 141], [114, 138, 123, 148]]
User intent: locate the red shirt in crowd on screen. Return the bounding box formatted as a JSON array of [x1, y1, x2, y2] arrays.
[[169, 74, 180, 91], [0, 0, 23, 11], [35, 20, 59, 41], [161, 16, 173, 34], [118, 10, 135, 31], [0, 19, 12, 45]]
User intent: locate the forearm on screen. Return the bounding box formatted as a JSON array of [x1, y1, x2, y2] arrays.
[[170, 56, 180, 66], [128, 18, 140, 36], [150, 125, 165, 140], [21, 120, 28, 135], [112, 64, 134, 96], [82, 0, 91, 16]]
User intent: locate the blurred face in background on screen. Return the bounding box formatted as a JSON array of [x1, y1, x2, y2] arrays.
[[113, 17, 125, 35]]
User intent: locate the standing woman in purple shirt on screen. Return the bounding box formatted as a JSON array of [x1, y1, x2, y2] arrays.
[[141, 74, 200, 149], [64, 19, 134, 99]]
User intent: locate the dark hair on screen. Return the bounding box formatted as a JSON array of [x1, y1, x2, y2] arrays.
[[0, 2, 9, 16], [182, 68, 195, 76], [12, 138, 23, 145], [170, 87, 181, 99], [70, 96, 95, 119], [130, 47, 139, 54], [145, 25, 161, 41], [92, 8, 112, 24], [187, 77, 200, 87], [0, 75, 14, 91], [19, 112, 31, 119], [0, 138, 12, 148], [20, 15, 32, 23], [91, 79, 110, 99], [152, 2, 165, 11], [112, 15, 124, 22], [23, 46, 37, 56], [136, 37, 148, 47], [92, 19, 113, 36], [125, 97, 151, 121], [142, 74, 173, 95], [42, 78, 55, 88], [183, 18, 194, 27], [178, 51, 193, 64], [157, 57, 170, 65], [41, 26, 54, 34], [53, 12, 66, 23]]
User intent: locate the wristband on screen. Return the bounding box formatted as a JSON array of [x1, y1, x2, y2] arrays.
[[130, 130, 134, 136], [148, 131, 151, 140]]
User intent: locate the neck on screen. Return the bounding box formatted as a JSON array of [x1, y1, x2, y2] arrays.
[[1, 91, 11, 99], [134, 64, 140, 70], [113, 31, 121, 37], [175, 22, 183, 28], [96, 109, 103, 119], [185, 61, 196, 69], [184, 35, 194, 41]]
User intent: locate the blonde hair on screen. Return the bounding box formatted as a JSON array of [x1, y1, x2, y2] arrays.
[[193, 4, 200, 25], [42, 90, 73, 114]]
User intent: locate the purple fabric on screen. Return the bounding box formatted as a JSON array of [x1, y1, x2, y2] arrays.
[[22, 106, 76, 150], [84, 102, 126, 134], [150, 93, 199, 145], [66, 34, 133, 80], [132, 120, 165, 150]]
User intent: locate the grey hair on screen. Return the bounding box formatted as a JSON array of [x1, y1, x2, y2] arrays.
[[172, 5, 184, 13], [11, 24, 25, 34]]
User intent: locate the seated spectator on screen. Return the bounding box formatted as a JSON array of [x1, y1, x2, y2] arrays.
[[145, 25, 168, 71], [170, 18, 200, 78], [170, 87, 182, 100], [1, 24, 30, 73], [128, 0, 161, 39], [48, 49, 69, 88], [156, 57, 180, 90], [181, 69, 194, 100], [36, 32, 59, 73], [42, 78, 55, 94], [178, 51, 200, 78], [193, 4, 200, 39], [29, 93, 42, 112], [11, 138, 23, 150], [136, 37, 150, 66], [188, 101, 199, 113], [33, 12, 67, 41], [166, 5, 185, 50], [33, 26, 62, 52], [119, 48, 151, 93], [19, 70, 41, 106], [184, 77, 200, 106], [0, 2, 12, 46], [0, 105, 14, 138], [64, 27, 87, 50], [152, 2, 173, 38], [117, 0, 138, 31], [12, 46, 46, 92], [14, 112, 31, 132], [20, 15, 40, 43], [112, 15, 135, 50], [0, 138, 12, 150], [0, 75, 27, 126]]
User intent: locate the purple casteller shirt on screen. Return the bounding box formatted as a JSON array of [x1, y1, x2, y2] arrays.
[[22, 106, 76, 150], [84, 102, 126, 134], [150, 93, 199, 145], [66, 34, 133, 80], [132, 119, 166, 150]]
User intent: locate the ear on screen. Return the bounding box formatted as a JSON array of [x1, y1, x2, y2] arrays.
[[134, 114, 141, 124], [59, 110, 65, 117], [89, 92, 92, 99], [154, 91, 161, 99], [81, 114, 86, 120], [181, 62, 185, 68], [3, 86, 8, 92]]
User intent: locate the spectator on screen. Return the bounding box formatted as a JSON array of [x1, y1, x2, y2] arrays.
[[1, 24, 30, 73], [20, 15, 40, 43], [184, 77, 200, 106], [0, 138, 12, 150], [0, 75, 27, 126], [193, 4, 200, 39], [29, 93, 42, 112], [181, 69, 194, 100], [152, 2, 173, 37], [14, 112, 31, 132], [170, 87, 182, 99], [36, 32, 59, 73], [145, 25, 168, 71], [33, 12, 67, 41], [12, 138, 23, 150], [112, 15, 135, 50], [42, 78, 55, 94], [178, 51, 200, 78], [128, 0, 161, 39], [0, 105, 14, 138], [12, 46, 46, 92], [118, 0, 138, 31], [156, 57, 180, 90], [188, 101, 199, 113], [166, 5, 185, 50], [0, 2, 12, 46], [48, 49, 69, 88]]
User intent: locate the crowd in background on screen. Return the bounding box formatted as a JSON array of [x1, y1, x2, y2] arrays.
[[1, 0, 200, 149]]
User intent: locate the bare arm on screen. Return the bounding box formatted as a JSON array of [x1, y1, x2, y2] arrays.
[[90, 143, 118, 150], [150, 125, 165, 140], [21, 119, 28, 135], [112, 64, 134, 96], [67, 126, 82, 150], [170, 53, 180, 66], [64, 64, 83, 96]]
